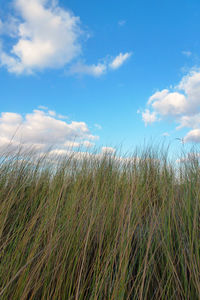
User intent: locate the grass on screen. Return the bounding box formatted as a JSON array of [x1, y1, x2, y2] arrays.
[[0, 145, 200, 299]]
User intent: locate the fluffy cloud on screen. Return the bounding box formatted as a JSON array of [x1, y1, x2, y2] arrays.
[[0, 0, 82, 74], [0, 109, 98, 152], [141, 70, 200, 143], [184, 129, 200, 143], [178, 71, 200, 114], [142, 109, 157, 126], [148, 89, 187, 116], [109, 52, 132, 70]]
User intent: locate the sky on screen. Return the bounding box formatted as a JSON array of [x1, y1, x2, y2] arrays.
[[1, 0, 200, 157]]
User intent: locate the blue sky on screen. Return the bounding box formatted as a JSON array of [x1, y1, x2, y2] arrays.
[[1, 0, 200, 156]]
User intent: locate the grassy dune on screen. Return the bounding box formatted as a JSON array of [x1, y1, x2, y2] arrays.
[[0, 147, 200, 299]]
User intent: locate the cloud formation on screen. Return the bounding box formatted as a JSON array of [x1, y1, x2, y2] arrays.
[[184, 129, 200, 143], [0, 0, 82, 74], [70, 52, 132, 76], [0, 0, 132, 75], [109, 52, 132, 70], [70, 62, 107, 77], [141, 70, 200, 143], [0, 109, 97, 152], [142, 109, 157, 126]]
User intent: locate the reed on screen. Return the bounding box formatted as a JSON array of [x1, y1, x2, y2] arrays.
[[0, 145, 199, 299]]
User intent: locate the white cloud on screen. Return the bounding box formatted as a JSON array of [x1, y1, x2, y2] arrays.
[[177, 70, 200, 114], [146, 71, 200, 120], [64, 140, 94, 148], [141, 69, 200, 143], [109, 52, 132, 70], [0, 1, 132, 76], [142, 109, 157, 126], [0, 109, 98, 151], [48, 110, 56, 116], [148, 90, 187, 116], [70, 62, 107, 77], [147, 89, 169, 105], [176, 114, 200, 130], [184, 129, 200, 143], [0, 0, 82, 74], [70, 51, 132, 76]]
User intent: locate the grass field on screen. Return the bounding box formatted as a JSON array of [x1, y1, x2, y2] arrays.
[[0, 146, 200, 299]]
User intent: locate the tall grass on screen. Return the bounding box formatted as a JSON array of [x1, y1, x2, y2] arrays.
[[0, 146, 200, 299]]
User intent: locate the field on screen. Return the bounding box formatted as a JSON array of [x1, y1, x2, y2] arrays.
[[0, 146, 200, 299]]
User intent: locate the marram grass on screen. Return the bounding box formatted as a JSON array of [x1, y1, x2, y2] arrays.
[[0, 146, 200, 299]]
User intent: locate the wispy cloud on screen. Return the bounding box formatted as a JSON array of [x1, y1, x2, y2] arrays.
[[70, 52, 132, 76], [70, 62, 107, 77], [109, 52, 132, 70]]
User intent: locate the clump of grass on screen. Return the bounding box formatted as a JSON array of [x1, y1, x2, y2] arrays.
[[0, 145, 200, 299]]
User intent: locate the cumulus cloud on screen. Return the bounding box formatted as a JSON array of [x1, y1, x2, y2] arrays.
[[184, 129, 200, 143], [109, 52, 132, 70], [140, 69, 200, 143], [148, 89, 187, 116], [142, 109, 157, 126], [0, 0, 82, 74], [0, 109, 98, 152]]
